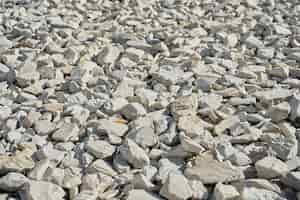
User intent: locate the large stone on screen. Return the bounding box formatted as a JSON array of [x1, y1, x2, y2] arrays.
[[19, 180, 65, 200], [282, 172, 300, 191], [127, 126, 158, 148], [213, 183, 240, 200], [85, 140, 116, 159], [184, 158, 244, 184], [177, 115, 205, 138], [267, 102, 290, 122], [170, 94, 198, 118], [120, 139, 150, 169], [52, 122, 79, 142], [91, 118, 128, 137], [254, 88, 293, 102], [126, 190, 162, 200], [120, 103, 147, 120], [255, 157, 289, 179], [289, 94, 300, 122], [214, 116, 240, 136], [0, 172, 29, 192], [160, 172, 193, 200], [240, 187, 286, 200], [0, 148, 35, 173]]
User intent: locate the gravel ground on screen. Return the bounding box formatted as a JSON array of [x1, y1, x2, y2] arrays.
[[0, 0, 300, 199]]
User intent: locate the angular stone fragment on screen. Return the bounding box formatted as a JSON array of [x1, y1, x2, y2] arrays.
[[85, 140, 115, 159], [213, 183, 240, 200], [19, 180, 65, 200], [96, 45, 121, 65], [289, 94, 300, 122], [0, 148, 35, 173], [126, 190, 162, 200], [43, 167, 65, 186], [177, 115, 205, 137], [244, 35, 263, 48], [52, 122, 79, 142], [282, 172, 300, 191], [214, 116, 240, 135], [91, 118, 128, 137], [184, 158, 244, 184], [273, 24, 292, 35], [188, 180, 208, 200], [255, 156, 289, 179], [156, 158, 182, 183], [73, 191, 98, 200], [28, 159, 51, 180], [152, 65, 184, 86], [120, 139, 150, 168], [264, 135, 298, 160], [199, 93, 223, 110], [34, 120, 56, 136], [268, 66, 289, 78], [233, 178, 281, 194], [127, 126, 158, 148], [240, 188, 286, 200], [267, 102, 291, 122], [170, 94, 198, 118], [160, 172, 193, 200], [254, 88, 293, 102], [121, 103, 147, 120], [86, 159, 117, 176], [0, 172, 28, 192]]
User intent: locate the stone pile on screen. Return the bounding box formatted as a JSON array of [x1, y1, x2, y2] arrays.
[[0, 0, 300, 199]]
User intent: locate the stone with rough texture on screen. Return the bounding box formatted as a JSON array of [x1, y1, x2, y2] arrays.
[[160, 172, 193, 200]]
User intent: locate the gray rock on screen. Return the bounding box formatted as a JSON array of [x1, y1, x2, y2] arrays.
[[289, 94, 300, 122], [282, 172, 300, 191], [121, 103, 147, 120]]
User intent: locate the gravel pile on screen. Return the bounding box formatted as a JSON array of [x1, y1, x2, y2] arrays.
[[0, 0, 300, 199]]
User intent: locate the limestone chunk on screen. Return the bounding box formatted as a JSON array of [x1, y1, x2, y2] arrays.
[[160, 172, 193, 200]]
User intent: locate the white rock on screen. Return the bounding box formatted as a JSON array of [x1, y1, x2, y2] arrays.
[[52, 122, 79, 142], [213, 183, 240, 200], [120, 139, 150, 169], [0, 172, 29, 192], [126, 190, 162, 200], [19, 180, 65, 200], [85, 140, 116, 159], [160, 172, 193, 200], [188, 180, 208, 200], [255, 156, 289, 179]]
